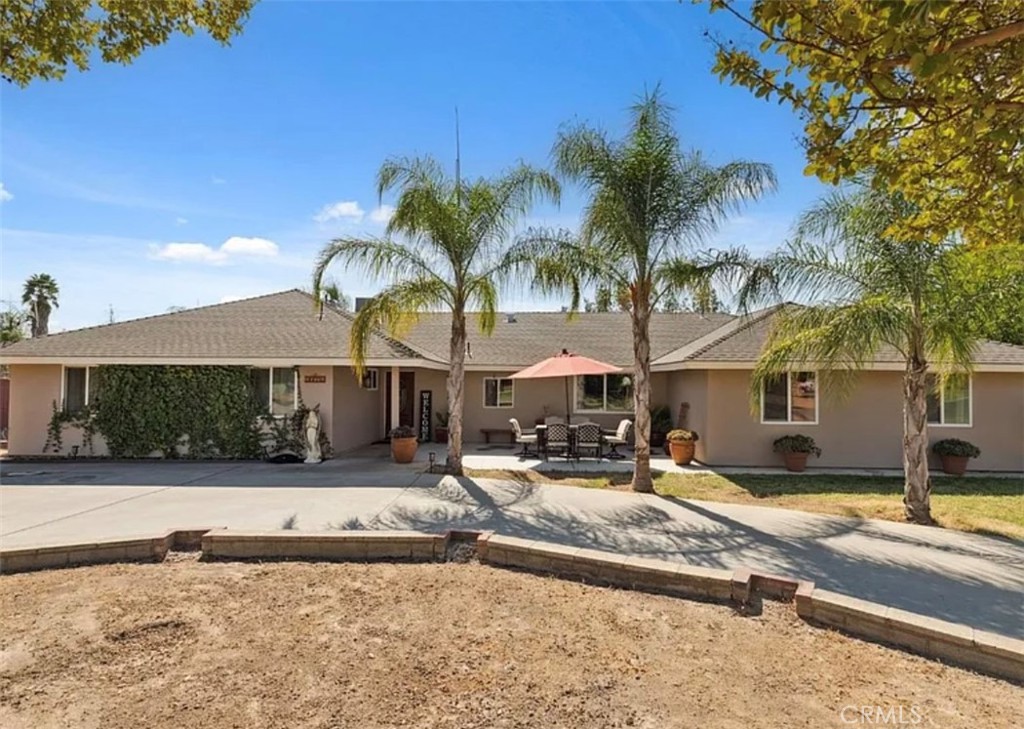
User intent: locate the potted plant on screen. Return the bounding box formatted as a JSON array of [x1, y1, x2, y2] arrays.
[[932, 438, 980, 476], [434, 411, 450, 443], [389, 425, 418, 463], [772, 435, 821, 472], [650, 405, 674, 452], [666, 429, 699, 466]]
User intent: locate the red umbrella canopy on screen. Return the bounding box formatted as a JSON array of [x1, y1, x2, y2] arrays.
[[509, 349, 621, 379]]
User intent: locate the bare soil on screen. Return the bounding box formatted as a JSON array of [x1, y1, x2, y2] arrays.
[[1, 558, 1020, 729]]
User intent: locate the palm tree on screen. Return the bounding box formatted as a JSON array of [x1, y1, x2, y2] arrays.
[[22, 273, 59, 337], [525, 90, 776, 492], [746, 187, 977, 524], [313, 155, 560, 475]]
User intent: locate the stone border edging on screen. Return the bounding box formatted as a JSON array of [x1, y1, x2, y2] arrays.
[[1, 528, 1020, 683]]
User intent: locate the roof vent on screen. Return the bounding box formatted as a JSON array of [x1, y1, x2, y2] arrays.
[[506, 313, 517, 323], [355, 296, 374, 312]]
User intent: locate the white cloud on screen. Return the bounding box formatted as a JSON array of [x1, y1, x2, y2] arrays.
[[220, 236, 279, 257], [313, 200, 365, 223], [150, 236, 279, 265], [0, 183, 12, 202], [370, 204, 395, 224], [175, 216, 188, 225], [211, 176, 227, 185]]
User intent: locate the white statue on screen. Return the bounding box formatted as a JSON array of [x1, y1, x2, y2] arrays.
[[304, 408, 322, 464]]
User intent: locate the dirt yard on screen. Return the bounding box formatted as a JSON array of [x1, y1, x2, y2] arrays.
[[1, 558, 1020, 729]]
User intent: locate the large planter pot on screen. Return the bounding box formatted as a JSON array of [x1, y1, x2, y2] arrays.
[[939, 454, 969, 476], [668, 440, 695, 466], [391, 436, 418, 464], [434, 427, 449, 444], [782, 452, 809, 472]]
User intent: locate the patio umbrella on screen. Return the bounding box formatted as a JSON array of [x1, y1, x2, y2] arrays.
[[509, 349, 621, 424]]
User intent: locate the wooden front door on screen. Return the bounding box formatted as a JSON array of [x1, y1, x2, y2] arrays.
[[385, 371, 416, 434]]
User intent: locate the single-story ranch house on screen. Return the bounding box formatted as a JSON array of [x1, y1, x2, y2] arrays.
[[1, 289, 1022, 471]]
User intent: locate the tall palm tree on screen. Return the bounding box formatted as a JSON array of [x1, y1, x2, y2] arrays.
[[313, 155, 560, 475], [747, 187, 977, 524], [525, 90, 776, 492], [22, 273, 59, 337]]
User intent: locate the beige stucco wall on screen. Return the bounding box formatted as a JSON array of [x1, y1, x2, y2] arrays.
[[6, 364, 111, 456], [331, 365, 382, 452], [297, 365, 334, 454], [667, 370, 709, 462], [690, 369, 1024, 471]]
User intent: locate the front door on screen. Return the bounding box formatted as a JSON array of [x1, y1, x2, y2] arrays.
[[385, 371, 416, 435]]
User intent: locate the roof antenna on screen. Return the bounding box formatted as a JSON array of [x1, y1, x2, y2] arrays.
[[455, 105, 461, 206]]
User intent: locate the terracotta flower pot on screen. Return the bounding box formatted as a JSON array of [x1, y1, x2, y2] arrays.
[[940, 454, 969, 476], [391, 436, 418, 464], [782, 452, 809, 472], [668, 440, 695, 466]]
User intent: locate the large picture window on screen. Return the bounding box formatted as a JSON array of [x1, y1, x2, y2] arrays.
[[251, 367, 297, 415], [926, 374, 971, 426], [63, 366, 98, 413], [483, 377, 514, 408], [761, 372, 818, 424], [576, 374, 633, 413]]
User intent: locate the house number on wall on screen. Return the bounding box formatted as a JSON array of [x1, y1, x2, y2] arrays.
[[304, 374, 327, 383]]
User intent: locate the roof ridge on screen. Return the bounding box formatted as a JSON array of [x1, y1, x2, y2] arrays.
[[327, 305, 444, 362], [653, 305, 781, 365], [7, 289, 307, 343]]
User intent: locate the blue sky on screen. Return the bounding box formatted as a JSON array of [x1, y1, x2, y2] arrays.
[[1, 1, 829, 331]]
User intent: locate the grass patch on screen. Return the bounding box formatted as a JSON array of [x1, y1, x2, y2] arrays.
[[466, 469, 1024, 541]]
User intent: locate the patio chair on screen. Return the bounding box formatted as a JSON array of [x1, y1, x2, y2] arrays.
[[543, 422, 570, 461], [575, 422, 603, 460], [509, 418, 537, 457], [604, 419, 632, 460]]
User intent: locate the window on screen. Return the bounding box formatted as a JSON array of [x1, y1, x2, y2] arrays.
[[576, 374, 633, 412], [63, 366, 98, 413], [483, 377, 514, 408], [361, 369, 379, 390], [251, 367, 297, 415], [761, 372, 818, 424], [926, 374, 971, 426]]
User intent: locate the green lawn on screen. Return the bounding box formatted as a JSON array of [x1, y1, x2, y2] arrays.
[[466, 469, 1024, 541]]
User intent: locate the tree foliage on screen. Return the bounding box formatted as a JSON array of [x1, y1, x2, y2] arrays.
[[313, 155, 560, 475], [22, 273, 59, 337], [1, 0, 255, 86], [0, 306, 27, 345], [707, 0, 1024, 244], [946, 243, 1024, 346], [523, 89, 775, 492]]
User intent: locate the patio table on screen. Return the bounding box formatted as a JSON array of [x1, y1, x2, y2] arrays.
[[536, 425, 605, 461]]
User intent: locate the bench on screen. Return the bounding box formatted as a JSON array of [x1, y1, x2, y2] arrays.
[[480, 428, 515, 444]]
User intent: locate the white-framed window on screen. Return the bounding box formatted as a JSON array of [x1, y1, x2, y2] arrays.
[[483, 377, 514, 408], [926, 373, 971, 427], [62, 365, 98, 413], [575, 373, 633, 413], [251, 367, 298, 415], [361, 369, 379, 391], [761, 371, 818, 424]]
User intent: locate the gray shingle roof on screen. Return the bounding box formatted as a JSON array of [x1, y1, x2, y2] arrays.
[[683, 307, 1024, 366], [399, 311, 736, 368], [0, 290, 422, 361]]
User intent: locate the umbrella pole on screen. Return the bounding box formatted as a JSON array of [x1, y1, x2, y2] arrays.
[[565, 376, 571, 425]]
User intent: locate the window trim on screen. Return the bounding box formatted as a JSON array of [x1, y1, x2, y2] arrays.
[[928, 374, 973, 428], [254, 366, 299, 416], [482, 376, 515, 409], [760, 371, 819, 425], [574, 373, 634, 414], [361, 368, 379, 391], [61, 365, 93, 413]]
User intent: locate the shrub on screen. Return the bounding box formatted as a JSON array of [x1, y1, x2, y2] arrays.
[[650, 405, 674, 434], [666, 428, 699, 443], [435, 410, 450, 427], [932, 439, 981, 459], [773, 434, 821, 457], [390, 425, 417, 439]]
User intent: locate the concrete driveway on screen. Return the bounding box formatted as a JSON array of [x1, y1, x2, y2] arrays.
[[2, 459, 1022, 639]]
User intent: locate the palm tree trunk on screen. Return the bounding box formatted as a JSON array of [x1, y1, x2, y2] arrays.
[[446, 309, 467, 476], [902, 361, 933, 524], [630, 303, 654, 493]]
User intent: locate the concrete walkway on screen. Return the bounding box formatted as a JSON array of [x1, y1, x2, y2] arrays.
[[2, 459, 1022, 639]]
